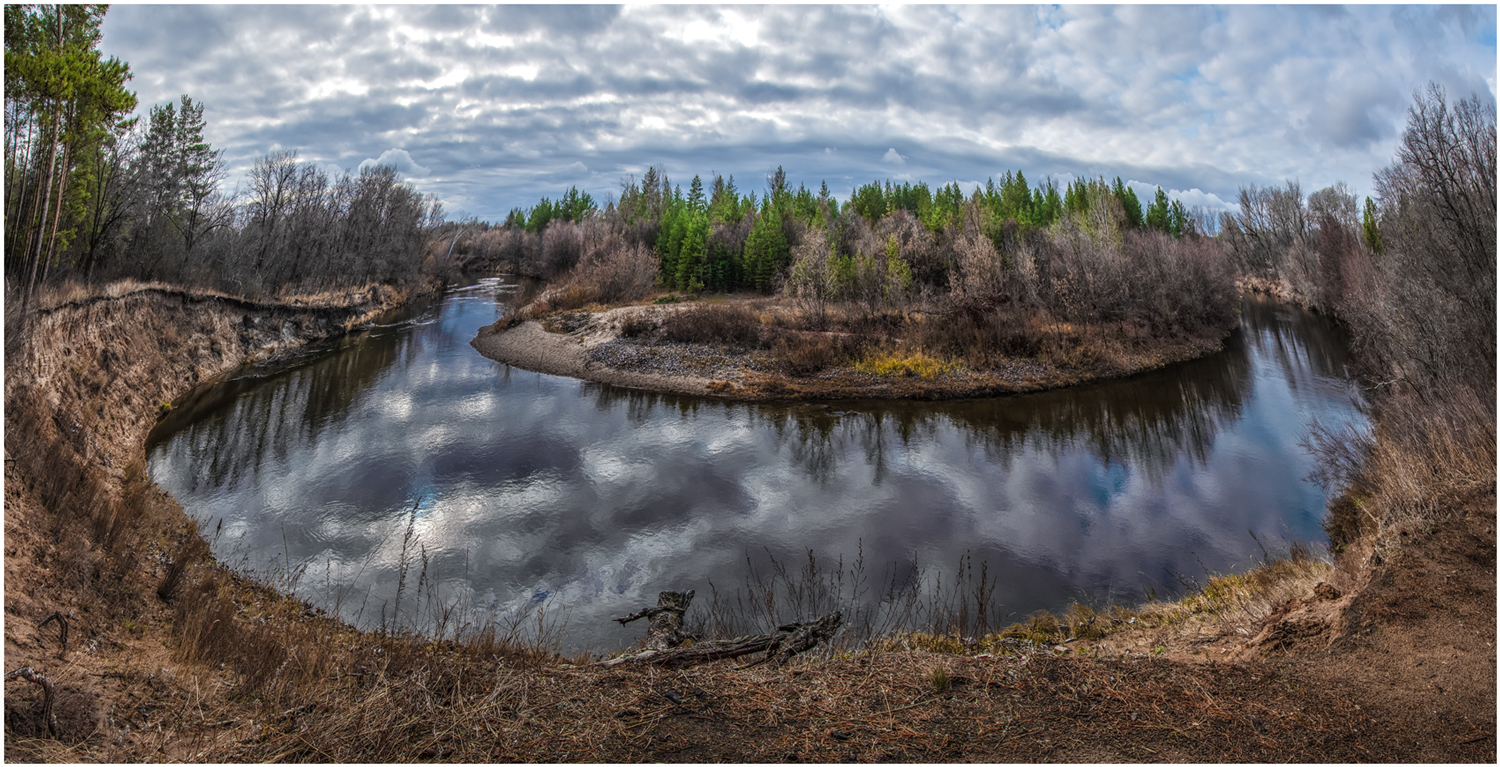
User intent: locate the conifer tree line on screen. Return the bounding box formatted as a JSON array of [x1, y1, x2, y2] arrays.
[[5, 5, 442, 302], [463, 162, 1204, 295], [444, 158, 1232, 347]]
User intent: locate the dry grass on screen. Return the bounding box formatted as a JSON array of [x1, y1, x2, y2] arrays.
[[854, 347, 959, 379], [185, 635, 1378, 763], [1309, 386, 1495, 557]]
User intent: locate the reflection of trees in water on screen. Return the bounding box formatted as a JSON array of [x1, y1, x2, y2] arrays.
[[586, 324, 1256, 485], [586, 294, 1369, 485], [1239, 295, 1357, 398], [151, 324, 409, 495], [943, 331, 1253, 480]]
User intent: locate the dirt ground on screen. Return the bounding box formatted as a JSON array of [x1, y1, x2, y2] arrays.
[[5, 285, 1494, 762]]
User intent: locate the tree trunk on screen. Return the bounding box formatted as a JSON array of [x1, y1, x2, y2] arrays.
[[613, 590, 693, 651], [41, 142, 71, 287], [26, 112, 61, 302]]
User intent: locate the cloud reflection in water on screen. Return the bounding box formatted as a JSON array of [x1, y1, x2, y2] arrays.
[[147, 283, 1366, 651]]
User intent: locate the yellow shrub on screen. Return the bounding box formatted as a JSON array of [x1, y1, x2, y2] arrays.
[[855, 349, 958, 379]]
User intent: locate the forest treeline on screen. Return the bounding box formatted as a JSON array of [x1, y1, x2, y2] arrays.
[[451, 165, 1203, 291], [4, 5, 442, 304], [447, 163, 1237, 373]]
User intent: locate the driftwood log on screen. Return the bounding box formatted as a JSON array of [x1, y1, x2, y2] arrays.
[[603, 611, 843, 669]]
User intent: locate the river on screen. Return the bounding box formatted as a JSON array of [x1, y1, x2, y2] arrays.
[[146, 277, 1368, 652]]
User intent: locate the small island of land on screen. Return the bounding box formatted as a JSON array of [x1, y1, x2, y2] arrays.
[[472, 294, 1234, 400], [469, 173, 1239, 399]]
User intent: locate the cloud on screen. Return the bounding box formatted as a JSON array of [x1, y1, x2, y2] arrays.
[[359, 148, 430, 177], [98, 5, 1496, 220]]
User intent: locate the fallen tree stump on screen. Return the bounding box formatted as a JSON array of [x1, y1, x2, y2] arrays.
[[614, 590, 694, 651], [602, 612, 842, 669]]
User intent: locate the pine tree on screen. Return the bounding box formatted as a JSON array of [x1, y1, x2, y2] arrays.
[[1114, 178, 1144, 229], [656, 202, 685, 287], [5, 4, 136, 292], [1146, 187, 1171, 233], [687, 174, 704, 212], [674, 211, 708, 292], [744, 203, 788, 292], [170, 95, 225, 252], [1168, 199, 1188, 237]]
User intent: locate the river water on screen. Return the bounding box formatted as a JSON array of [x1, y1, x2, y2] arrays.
[[147, 278, 1367, 652]]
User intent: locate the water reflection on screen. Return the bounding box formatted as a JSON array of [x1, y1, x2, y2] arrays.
[[586, 327, 1256, 487], [147, 283, 1366, 651]]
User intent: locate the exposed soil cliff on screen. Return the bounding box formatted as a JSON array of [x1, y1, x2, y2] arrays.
[[4, 284, 408, 757]]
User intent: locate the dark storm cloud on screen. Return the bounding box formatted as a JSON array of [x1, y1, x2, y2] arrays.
[[98, 4, 1496, 221]]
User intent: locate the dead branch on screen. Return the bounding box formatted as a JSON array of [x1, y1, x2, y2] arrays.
[[5, 666, 58, 736], [602, 611, 842, 669], [38, 611, 68, 659]]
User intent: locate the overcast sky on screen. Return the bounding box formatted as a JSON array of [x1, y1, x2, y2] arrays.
[[100, 4, 1497, 222]]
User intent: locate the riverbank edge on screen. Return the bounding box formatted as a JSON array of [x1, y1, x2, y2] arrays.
[[469, 298, 1235, 401], [2, 280, 1488, 761], [3, 280, 428, 757]]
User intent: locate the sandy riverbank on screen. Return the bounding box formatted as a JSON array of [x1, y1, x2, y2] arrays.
[[470, 305, 741, 397]]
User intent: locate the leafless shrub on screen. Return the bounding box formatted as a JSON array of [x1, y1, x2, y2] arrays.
[[617, 312, 656, 338], [877, 210, 944, 289], [1366, 86, 1497, 393], [770, 333, 847, 377], [540, 220, 586, 278], [1221, 181, 1310, 280], [948, 217, 1037, 312], [1308, 182, 1359, 232], [916, 307, 1046, 367], [567, 233, 658, 305], [783, 227, 839, 327], [660, 303, 764, 347]]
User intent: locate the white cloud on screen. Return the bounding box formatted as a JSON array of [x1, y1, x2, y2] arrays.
[[360, 148, 429, 177], [1166, 187, 1237, 213], [98, 5, 1496, 221]]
